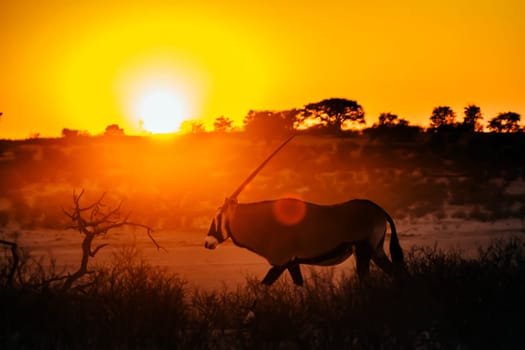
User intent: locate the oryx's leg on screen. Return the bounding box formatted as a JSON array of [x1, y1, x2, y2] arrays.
[[287, 264, 304, 286], [366, 233, 395, 276], [261, 265, 286, 285], [371, 249, 394, 275], [355, 242, 372, 280]]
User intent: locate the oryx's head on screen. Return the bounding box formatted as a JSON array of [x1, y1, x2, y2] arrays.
[[204, 197, 237, 249], [203, 134, 296, 249]]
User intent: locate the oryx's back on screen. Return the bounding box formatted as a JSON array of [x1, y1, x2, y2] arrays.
[[229, 198, 389, 266]]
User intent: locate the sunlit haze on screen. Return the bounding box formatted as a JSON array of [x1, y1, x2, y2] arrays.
[[1, 0, 524, 138]]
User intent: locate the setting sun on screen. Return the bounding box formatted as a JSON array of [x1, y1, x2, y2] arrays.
[[137, 89, 187, 134]]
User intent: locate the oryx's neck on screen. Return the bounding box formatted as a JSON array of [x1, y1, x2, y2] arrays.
[[227, 202, 269, 255], [226, 201, 305, 266]]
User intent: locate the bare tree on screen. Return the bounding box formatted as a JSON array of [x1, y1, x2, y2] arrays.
[[61, 190, 160, 291]]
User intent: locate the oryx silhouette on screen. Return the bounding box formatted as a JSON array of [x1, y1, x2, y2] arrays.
[[204, 135, 406, 285]]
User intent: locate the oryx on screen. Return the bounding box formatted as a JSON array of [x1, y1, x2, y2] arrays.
[[204, 135, 406, 286]]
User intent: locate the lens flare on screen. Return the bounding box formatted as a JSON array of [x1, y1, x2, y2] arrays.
[[272, 196, 307, 226]]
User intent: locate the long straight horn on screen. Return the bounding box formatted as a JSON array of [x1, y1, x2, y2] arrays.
[[230, 134, 296, 199]]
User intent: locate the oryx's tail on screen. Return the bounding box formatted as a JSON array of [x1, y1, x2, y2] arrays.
[[385, 213, 404, 263]]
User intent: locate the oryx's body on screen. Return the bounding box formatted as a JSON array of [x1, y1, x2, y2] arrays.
[[205, 197, 405, 285], [204, 135, 405, 285]]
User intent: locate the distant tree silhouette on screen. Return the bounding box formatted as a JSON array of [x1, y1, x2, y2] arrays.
[[487, 112, 521, 133], [243, 110, 298, 137], [303, 98, 365, 133], [375, 112, 409, 127], [213, 116, 234, 133], [366, 112, 420, 141], [397, 119, 409, 127], [378, 112, 399, 126], [189, 121, 206, 134], [463, 105, 483, 132], [429, 106, 457, 131], [280, 109, 301, 130], [104, 124, 125, 136], [180, 120, 206, 134], [61, 128, 81, 138]]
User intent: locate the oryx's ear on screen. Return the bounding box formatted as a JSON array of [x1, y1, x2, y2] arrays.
[[225, 197, 238, 206], [222, 197, 238, 219]]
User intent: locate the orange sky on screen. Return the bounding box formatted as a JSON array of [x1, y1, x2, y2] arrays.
[[1, 0, 524, 138]]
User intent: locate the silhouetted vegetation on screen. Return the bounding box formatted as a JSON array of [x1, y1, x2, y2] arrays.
[[365, 113, 422, 142], [1, 238, 523, 348], [375, 112, 409, 127], [488, 112, 521, 133], [59, 190, 158, 291], [104, 124, 125, 136], [61, 128, 87, 138], [462, 104, 483, 132], [218, 99, 521, 137], [428, 105, 457, 132], [243, 110, 298, 138], [303, 98, 366, 133], [213, 116, 234, 133]]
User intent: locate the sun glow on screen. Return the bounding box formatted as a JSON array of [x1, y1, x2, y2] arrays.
[[2, 1, 523, 139], [117, 55, 210, 135], [137, 89, 188, 133]]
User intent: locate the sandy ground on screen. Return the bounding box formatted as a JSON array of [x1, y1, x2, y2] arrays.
[[5, 218, 524, 290]]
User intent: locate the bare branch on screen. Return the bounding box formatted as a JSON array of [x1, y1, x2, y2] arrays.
[[87, 202, 123, 229], [90, 243, 109, 257], [73, 190, 107, 213], [29, 275, 69, 289], [127, 222, 166, 252], [63, 207, 74, 219]]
